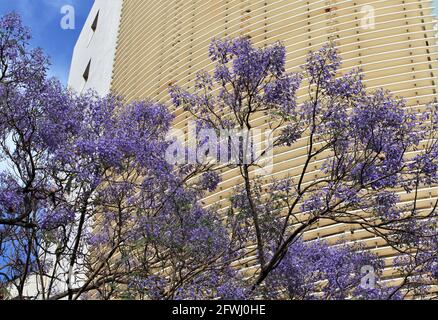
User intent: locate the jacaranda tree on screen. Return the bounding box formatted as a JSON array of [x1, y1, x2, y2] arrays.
[[170, 37, 438, 299], [2, 12, 438, 300], [0, 12, 233, 300]]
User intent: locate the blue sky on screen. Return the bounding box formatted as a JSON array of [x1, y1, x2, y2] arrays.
[[0, 1, 437, 86], [0, 0, 94, 85]]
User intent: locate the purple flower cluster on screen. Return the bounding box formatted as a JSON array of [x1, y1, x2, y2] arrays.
[[40, 207, 75, 231], [0, 174, 23, 218], [171, 37, 302, 144], [199, 171, 221, 192], [266, 239, 398, 300], [305, 44, 342, 85]]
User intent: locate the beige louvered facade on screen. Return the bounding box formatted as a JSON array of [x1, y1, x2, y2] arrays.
[[108, 0, 438, 284]]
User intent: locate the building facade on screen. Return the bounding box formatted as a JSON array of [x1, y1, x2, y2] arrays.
[[68, 0, 123, 95], [71, 0, 438, 286]]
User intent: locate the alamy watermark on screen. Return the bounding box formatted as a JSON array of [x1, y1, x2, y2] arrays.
[[165, 121, 274, 176], [361, 5, 376, 30], [60, 5, 75, 30], [360, 265, 376, 289]]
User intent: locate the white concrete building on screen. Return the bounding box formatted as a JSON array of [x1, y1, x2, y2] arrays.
[[68, 0, 123, 95]]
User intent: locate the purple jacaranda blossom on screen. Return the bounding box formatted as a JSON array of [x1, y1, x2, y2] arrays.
[[264, 73, 303, 115], [265, 239, 400, 300], [304, 44, 341, 85], [40, 207, 75, 231], [199, 171, 221, 192], [127, 275, 168, 300], [171, 37, 302, 141], [0, 173, 23, 218]]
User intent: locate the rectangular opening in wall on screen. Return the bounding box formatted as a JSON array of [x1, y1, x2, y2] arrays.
[[83, 60, 91, 82], [91, 11, 99, 32]]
